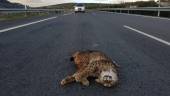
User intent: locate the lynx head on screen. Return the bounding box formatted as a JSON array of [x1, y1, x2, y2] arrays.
[[99, 69, 118, 87]]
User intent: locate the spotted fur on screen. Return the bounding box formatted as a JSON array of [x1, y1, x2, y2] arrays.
[[60, 50, 119, 87]]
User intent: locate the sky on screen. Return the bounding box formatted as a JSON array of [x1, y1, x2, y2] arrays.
[[8, 0, 149, 7]]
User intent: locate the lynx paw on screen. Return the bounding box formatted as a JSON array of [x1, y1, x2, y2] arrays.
[[82, 80, 89, 86], [60, 79, 66, 86], [95, 79, 101, 83]]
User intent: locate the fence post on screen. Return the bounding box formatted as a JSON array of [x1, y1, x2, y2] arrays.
[[158, 0, 160, 17], [157, 11, 160, 17], [24, 5, 27, 17]]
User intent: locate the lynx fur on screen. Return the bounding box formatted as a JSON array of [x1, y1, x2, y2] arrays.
[[60, 50, 119, 87]]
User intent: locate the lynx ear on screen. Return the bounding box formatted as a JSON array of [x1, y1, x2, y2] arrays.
[[70, 57, 74, 61], [70, 51, 80, 62]]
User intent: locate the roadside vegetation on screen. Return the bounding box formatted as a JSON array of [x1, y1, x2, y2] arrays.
[[0, 12, 49, 21]]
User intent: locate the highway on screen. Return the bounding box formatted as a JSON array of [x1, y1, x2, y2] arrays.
[[0, 11, 170, 96]]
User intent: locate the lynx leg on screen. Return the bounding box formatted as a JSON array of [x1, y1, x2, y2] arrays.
[[74, 75, 89, 86], [74, 66, 96, 86], [60, 75, 75, 86]]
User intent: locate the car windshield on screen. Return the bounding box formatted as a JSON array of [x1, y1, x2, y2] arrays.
[[76, 3, 84, 6]]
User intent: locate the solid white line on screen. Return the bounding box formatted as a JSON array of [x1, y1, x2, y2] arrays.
[[0, 16, 57, 33], [124, 25, 170, 46], [0, 12, 73, 33]]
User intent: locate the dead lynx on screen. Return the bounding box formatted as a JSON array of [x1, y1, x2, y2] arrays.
[[61, 50, 119, 87]]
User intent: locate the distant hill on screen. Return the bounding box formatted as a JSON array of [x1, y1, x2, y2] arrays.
[[38, 1, 158, 9], [39, 3, 75, 9], [0, 0, 24, 8]]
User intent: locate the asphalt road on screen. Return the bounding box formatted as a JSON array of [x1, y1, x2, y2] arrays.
[[0, 14, 60, 29], [0, 11, 170, 96]]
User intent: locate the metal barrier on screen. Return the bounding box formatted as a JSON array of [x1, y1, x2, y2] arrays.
[[100, 7, 170, 17], [0, 8, 66, 15], [0, 8, 68, 17]]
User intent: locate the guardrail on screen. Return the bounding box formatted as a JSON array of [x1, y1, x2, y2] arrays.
[[100, 7, 170, 17], [0, 8, 64, 13], [0, 8, 68, 17]]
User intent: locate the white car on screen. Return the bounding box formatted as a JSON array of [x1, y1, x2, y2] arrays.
[[74, 3, 85, 13]]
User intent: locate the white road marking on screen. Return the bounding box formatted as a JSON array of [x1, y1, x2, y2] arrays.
[[0, 13, 73, 33], [124, 25, 170, 46], [0, 16, 57, 33]]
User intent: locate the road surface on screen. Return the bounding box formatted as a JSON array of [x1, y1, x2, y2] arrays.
[[0, 12, 170, 96]]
